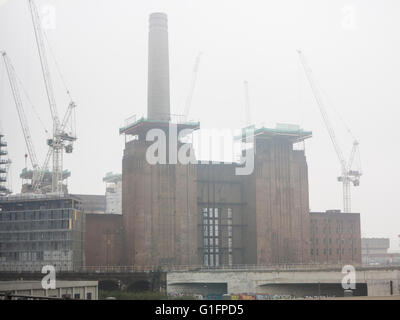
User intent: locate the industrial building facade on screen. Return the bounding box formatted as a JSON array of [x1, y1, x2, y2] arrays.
[[195, 127, 312, 267], [85, 213, 123, 266], [0, 12, 362, 272], [309, 211, 361, 265], [362, 238, 400, 266], [121, 123, 199, 267], [117, 12, 362, 269], [120, 122, 362, 268]]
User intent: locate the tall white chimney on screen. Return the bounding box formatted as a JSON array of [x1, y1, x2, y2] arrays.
[[147, 12, 170, 122]]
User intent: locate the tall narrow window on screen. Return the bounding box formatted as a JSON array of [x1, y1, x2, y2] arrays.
[[227, 208, 233, 266], [202, 208, 220, 267]]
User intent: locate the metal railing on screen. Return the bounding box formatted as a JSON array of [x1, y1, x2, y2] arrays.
[[78, 263, 380, 273], [0, 292, 76, 300], [1, 263, 398, 275], [120, 113, 200, 132]]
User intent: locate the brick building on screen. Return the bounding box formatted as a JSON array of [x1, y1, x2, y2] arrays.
[[117, 12, 362, 269], [75, 194, 123, 267], [195, 126, 312, 267], [309, 210, 361, 266], [242, 127, 311, 265]]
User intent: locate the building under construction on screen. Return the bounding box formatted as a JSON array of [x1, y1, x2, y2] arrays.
[[20, 168, 71, 194], [0, 193, 85, 271], [117, 12, 362, 268], [0, 133, 11, 196]]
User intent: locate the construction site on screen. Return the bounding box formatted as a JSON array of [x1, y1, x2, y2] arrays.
[[0, 3, 367, 276]]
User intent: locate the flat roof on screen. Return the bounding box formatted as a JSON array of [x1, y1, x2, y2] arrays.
[[0, 193, 81, 203], [0, 280, 98, 291], [119, 116, 200, 136], [73, 194, 106, 213], [237, 124, 312, 143], [103, 172, 122, 183], [310, 211, 360, 217]]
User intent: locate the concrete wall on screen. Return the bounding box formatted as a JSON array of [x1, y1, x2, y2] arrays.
[[105, 180, 122, 215], [167, 268, 400, 297]]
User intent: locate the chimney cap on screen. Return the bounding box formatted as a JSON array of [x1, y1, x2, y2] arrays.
[[149, 12, 168, 29], [150, 12, 168, 17]]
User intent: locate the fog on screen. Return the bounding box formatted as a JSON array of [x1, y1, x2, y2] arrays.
[[0, 0, 399, 250]]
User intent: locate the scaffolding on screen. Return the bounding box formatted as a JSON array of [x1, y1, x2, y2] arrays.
[[20, 168, 70, 194], [0, 134, 11, 196]]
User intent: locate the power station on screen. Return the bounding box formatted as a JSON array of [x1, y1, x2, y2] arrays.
[[1, 9, 361, 274], [117, 12, 361, 268]]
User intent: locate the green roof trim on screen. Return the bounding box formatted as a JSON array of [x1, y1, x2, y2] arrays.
[[119, 116, 201, 134], [235, 124, 312, 141], [103, 172, 122, 182]]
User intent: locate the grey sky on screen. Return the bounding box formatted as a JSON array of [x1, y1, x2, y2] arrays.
[[0, 0, 399, 250]]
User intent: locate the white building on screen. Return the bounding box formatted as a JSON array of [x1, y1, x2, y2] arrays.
[[103, 172, 122, 215], [0, 280, 98, 300]]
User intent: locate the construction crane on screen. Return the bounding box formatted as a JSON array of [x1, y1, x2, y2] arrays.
[[243, 80, 251, 126], [28, 0, 77, 193], [1, 51, 42, 188], [297, 50, 361, 213], [183, 52, 202, 121]]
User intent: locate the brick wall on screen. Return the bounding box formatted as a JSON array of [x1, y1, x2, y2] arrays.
[[85, 214, 123, 266], [309, 211, 361, 266]]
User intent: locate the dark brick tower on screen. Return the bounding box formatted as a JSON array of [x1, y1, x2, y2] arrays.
[[120, 13, 199, 268], [242, 126, 312, 265]]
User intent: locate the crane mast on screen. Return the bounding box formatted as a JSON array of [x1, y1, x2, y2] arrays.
[[184, 52, 202, 121], [1, 51, 40, 181], [298, 50, 361, 213], [243, 80, 251, 126], [28, 0, 59, 128], [28, 0, 76, 193]]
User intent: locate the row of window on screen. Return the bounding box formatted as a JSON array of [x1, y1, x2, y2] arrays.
[[311, 227, 355, 234], [203, 252, 233, 267], [201, 207, 233, 220], [0, 241, 73, 251], [311, 248, 357, 256], [73, 293, 93, 300], [0, 199, 78, 212], [310, 238, 356, 245], [0, 250, 73, 262], [310, 219, 356, 234], [0, 219, 72, 231], [0, 209, 74, 222], [0, 231, 72, 241]]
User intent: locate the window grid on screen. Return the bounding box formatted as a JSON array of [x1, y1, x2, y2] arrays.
[[202, 208, 219, 267]]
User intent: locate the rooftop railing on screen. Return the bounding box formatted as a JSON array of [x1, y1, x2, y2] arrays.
[[120, 113, 199, 132]]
